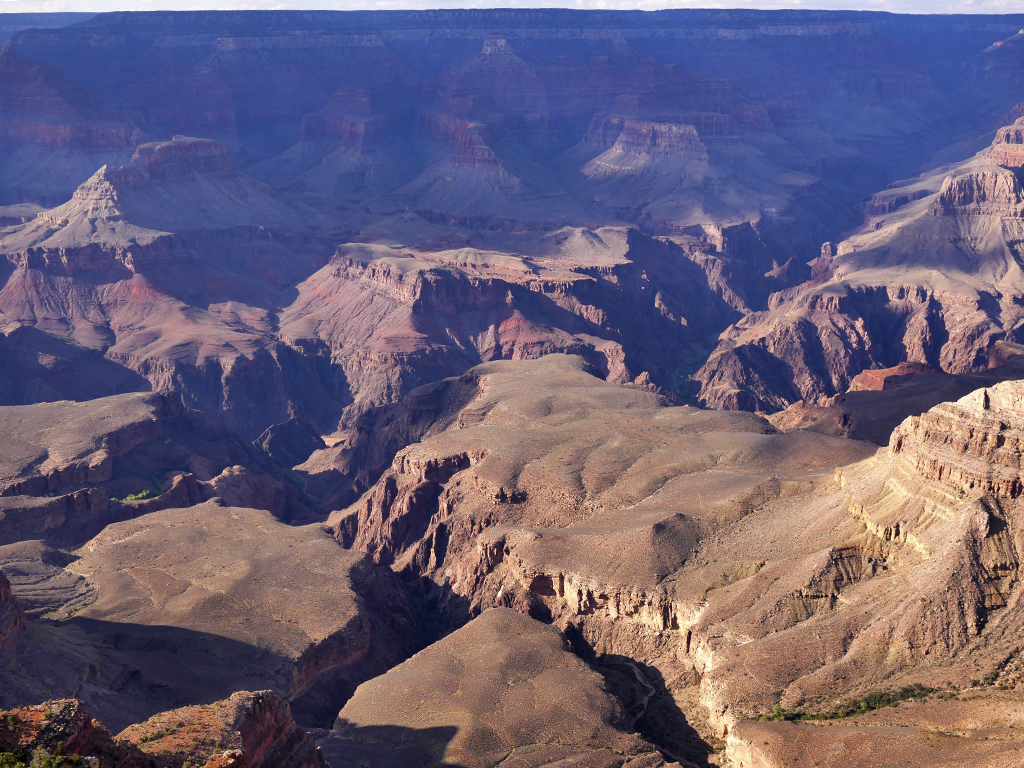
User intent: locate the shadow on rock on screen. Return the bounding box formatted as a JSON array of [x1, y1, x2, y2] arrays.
[[564, 631, 716, 767], [319, 722, 463, 768]]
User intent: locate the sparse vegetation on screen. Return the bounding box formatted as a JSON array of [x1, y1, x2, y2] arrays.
[[758, 684, 939, 721], [138, 726, 178, 743], [112, 489, 155, 503], [0, 748, 84, 768]]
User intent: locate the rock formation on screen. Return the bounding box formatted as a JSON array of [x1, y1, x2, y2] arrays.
[[0, 571, 23, 653], [120, 691, 326, 768], [0, 699, 150, 767], [0, 693, 325, 768], [2, 9, 1024, 767], [321, 608, 678, 768]]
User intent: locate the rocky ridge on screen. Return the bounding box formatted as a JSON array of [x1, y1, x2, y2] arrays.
[[0, 693, 324, 768]]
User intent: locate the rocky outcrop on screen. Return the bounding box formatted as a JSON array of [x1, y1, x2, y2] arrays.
[[931, 167, 1024, 215], [120, 691, 325, 768], [0, 571, 23, 652], [322, 609, 674, 768], [889, 381, 1024, 499], [847, 361, 935, 391], [0, 699, 149, 767], [989, 116, 1024, 168], [0, 694, 324, 768]]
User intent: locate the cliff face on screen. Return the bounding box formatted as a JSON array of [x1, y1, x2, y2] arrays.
[[889, 381, 1024, 499], [989, 116, 1024, 168], [0, 571, 24, 652], [120, 691, 325, 768]]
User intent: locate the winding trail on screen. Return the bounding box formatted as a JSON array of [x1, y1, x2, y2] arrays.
[[627, 661, 656, 731], [625, 660, 697, 767]]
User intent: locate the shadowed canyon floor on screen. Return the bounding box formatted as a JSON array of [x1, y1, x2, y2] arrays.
[[5, 8, 1024, 768]]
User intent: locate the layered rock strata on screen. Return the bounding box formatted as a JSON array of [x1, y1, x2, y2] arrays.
[[696, 115, 1024, 413]]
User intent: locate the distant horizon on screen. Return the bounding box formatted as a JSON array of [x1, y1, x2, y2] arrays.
[[2, 2, 1024, 18]]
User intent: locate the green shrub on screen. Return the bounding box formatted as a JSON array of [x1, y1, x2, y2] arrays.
[[759, 684, 938, 721], [0, 751, 28, 768], [113, 490, 155, 503]]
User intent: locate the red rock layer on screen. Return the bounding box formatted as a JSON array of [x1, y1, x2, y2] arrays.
[[847, 362, 936, 392], [0, 699, 148, 767]]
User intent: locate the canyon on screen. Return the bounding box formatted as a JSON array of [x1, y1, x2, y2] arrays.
[[3, 7, 1024, 768]]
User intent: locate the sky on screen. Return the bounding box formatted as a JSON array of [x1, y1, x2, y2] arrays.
[[1, 0, 1023, 16]]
